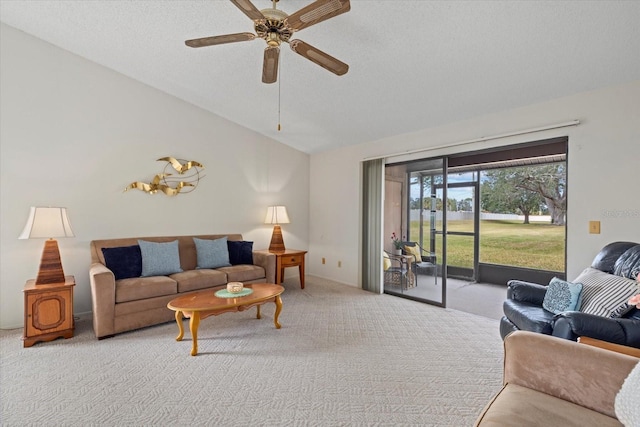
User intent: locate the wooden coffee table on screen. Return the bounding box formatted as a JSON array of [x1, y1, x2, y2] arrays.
[[167, 283, 284, 356]]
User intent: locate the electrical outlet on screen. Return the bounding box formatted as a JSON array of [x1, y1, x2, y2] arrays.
[[589, 221, 600, 234], [322, 257, 325, 265]]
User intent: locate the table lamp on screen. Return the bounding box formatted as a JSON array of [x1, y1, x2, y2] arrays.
[[265, 205, 290, 252], [19, 207, 75, 285]]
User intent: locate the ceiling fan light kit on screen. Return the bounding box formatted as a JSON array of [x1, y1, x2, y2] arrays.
[[185, 0, 350, 84], [260, 7, 288, 22]]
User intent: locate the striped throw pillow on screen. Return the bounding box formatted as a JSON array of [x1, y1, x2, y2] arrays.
[[575, 267, 639, 317]]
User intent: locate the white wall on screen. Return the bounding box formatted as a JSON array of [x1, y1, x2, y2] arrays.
[[309, 80, 640, 287], [3, 23, 639, 329], [0, 24, 309, 329]]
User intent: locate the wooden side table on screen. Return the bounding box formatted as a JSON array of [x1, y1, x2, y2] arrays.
[[271, 249, 307, 289], [578, 336, 640, 357], [23, 275, 75, 347]]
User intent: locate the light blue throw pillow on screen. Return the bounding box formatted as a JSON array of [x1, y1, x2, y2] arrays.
[[138, 239, 183, 277], [542, 277, 583, 315], [194, 237, 231, 269]]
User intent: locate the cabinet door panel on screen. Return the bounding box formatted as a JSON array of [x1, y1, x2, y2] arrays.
[[26, 289, 72, 335]]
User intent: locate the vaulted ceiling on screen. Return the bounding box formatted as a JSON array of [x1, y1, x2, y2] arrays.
[[2, 1, 639, 153]]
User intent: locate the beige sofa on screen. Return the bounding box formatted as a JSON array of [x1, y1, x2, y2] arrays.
[[89, 234, 275, 339], [475, 331, 639, 427]]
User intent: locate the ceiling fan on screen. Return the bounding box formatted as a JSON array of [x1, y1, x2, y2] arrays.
[[185, 0, 350, 84]]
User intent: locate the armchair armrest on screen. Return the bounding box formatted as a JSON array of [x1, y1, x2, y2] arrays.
[[503, 331, 639, 419], [415, 245, 436, 263], [553, 312, 640, 348], [506, 279, 547, 305], [89, 262, 116, 339], [420, 254, 436, 264], [384, 253, 408, 270]]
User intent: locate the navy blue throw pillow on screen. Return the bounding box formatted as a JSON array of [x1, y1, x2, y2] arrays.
[[227, 240, 253, 265], [101, 245, 142, 280]]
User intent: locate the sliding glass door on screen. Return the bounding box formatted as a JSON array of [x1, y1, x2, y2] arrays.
[[442, 171, 479, 280], [384, 158, 447, 306]]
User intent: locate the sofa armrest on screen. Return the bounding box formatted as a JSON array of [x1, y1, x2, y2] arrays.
[[503, 330, 639, 418], [506, 280, 547, 305], [252, 251, 276, 284], [89, 262, 116, 339], [553, 312, 640, 348]]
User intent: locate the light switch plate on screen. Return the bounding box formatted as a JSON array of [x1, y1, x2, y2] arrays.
[[589, 221, 600, 234]]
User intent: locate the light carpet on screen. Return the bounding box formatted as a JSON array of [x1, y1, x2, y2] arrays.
[[1, 276, 504, 426]]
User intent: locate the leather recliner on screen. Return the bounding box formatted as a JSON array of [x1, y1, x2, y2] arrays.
[[500, 241, 640, 348]]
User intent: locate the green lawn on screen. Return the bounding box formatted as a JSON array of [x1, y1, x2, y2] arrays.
[[409, 220, 565, 272]]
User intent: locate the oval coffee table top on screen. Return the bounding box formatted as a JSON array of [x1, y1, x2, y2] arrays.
[[167, 283, 284, 312]]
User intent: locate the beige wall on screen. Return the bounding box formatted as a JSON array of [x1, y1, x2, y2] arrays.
[[0, 24, 310, 329], [308, 80, 640, 287]]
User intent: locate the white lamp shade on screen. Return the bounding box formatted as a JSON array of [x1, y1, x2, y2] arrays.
[[19, 207, 75, 239], [264, 206, 290, 225]]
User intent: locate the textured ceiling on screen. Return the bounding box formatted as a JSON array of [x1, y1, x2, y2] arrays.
[[1, 1, 640, 154]]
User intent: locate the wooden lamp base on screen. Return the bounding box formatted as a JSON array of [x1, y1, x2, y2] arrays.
[[35, 239, 66, 285], [268, 225, 286, 252]]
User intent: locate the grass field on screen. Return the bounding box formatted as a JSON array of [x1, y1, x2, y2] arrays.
[[409, 220, 565, 272]]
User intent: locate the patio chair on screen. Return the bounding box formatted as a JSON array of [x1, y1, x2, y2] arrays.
[[402, 242, 437, 285], [383, 251, 413, 291]]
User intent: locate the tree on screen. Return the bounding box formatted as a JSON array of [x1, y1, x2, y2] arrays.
[[409, 197, 421, 210], [480, 163, 566, 225], [458, 197, 473, 212], [481, 169, 544, 224], [517, 164, 566, 225]]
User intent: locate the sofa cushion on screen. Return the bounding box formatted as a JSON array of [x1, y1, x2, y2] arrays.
[[217, 265, 264, 283], [101, 245, 142, 280], [138, 239, 183, 277], [626, 307, 640, 321], [115, 276, 177, 303], [613, 245, 640, 280], [575, 268, 639, 317], [503, 299, 555, 335], [542, 277, 583, 315], [171, 269, 228, 293], [475, 383, 621, 427], [591, 242, 638, 274], [227, 240, 253, 265], [194, 237, 232, 269]]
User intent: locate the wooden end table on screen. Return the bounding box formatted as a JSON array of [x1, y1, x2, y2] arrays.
[[167, 283, 284, 356], [23, 275, 75, 347], [578, 336, 640, 357], [270, 249, 307, 289]]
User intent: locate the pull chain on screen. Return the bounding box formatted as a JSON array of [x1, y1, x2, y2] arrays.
[[278, 52, 282, 131]]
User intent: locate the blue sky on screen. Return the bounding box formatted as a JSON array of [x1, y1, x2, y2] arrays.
[[410, 172, 478, 204]]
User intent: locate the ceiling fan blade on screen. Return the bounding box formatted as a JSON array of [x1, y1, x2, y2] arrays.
[[262, 46, 280, 84], [289, 39, 348, 76], [185, 32, 256, 48], [230, 0, 266, 21], [285, 0, 350, 32]]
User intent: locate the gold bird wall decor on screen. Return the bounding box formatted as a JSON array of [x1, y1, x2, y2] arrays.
[[125, 157, 205, 196]]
